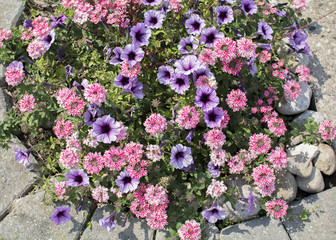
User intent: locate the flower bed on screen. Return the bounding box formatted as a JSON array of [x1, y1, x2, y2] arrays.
[[0, 0, 336, 239]]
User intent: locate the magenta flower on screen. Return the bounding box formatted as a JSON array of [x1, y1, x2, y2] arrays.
[[92, 115, 122, 143], [50, 206, 72, 225]]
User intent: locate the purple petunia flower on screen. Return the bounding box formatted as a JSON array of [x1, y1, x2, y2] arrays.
[[144, 10, 165, 29], [7, 60, 24, 71], [40, 30, 55, 50], [174, 55, 201, 75], [92, 115, 121, 143], [122, 80, 144, 99], [14, 148, 31, 167], [169, 73, 190, 94], [248, 189, 255, 214], [84, 103, 102, 126], [157, 65, 174, 85], [256, 43, 273, 51], [257, 21, 273, 40], [114, 73, 137, 89], [73, 79, 89, 90], [193, 66, 214, 82], [200, 27, 224, 48], [241, 0, 258, 15], [289, 30, 308, 51], [207, 161, 221, 178], [23, 19, 33, 29], [178, 36, 199, 55], [141, 0, 162, 6], [276, 10, 286, 17], [204, 107, 225, 128], [121, 44, 144, 68], [215, 6, 234, 25], [130, 23, 152, 47], [50, 206, 72, 225], [201, 201, 226, 223], [99, 212, 117, 232], [185, 14, 206, 35], [109, 47, 123, 65], [219, 0, 233, 4], [170, 144, 194, 170], [186, 129, 194, 143], [298, 42, 311, 56], [115, 170, 140, 193], [50, 14, 67, 28], [65, 169, 90, 187], [247, 56, 257, 77], [194, 86, 219, 111]]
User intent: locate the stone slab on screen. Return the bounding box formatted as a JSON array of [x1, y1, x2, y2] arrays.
[[0, 190, 94, 240], [283, 187, 336, 240], [0, 88, 11, 122], [0, 137, 38, 220], [80, 205, 154, 240], [220, 217, 290, 240]]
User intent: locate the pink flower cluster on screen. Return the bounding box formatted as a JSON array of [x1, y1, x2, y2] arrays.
[[198, 48, 216, 66], [55, 181, 66, 200], [121, 62, 142, 77], [59, 148, 81, 168], [56, 87, 85, 116], [248, 133, 272, 155], [124, 142, 147, 179], [178, 220, 202, 240], [91, 186, 109, 203], [283, 80, 301, 101], [144, 113, 167, 137], [256, 50, 271, 63], [265, 199, 288, 219], [5, 61, 25, 86], [0, 28, 12, 47], [103, 146, 126, 171], [228, 154, 246, 174], [53, 119, 74, 140], [226, 89, 248, 112], [27, 40, 47, 59], [295, 65, 310, 83], [83, 152, 104, 175], [319, 120, 336, 141], [146, 144, 162, 162], [210, 148, 227, 166], [206, 179, 227, 198], [291, 0, 307, 12], [130, 183, 169, 230], [267, 147, 287, 170], [32, 16, 51, 39], [272, 60, 289, 80], [19, 94, 35, 113], [176, 106, 200, 129], [204, 129, 226, 150], [258, 1, 277, 15], [84, 83, 107, 105], [251, 164, 275, 197]]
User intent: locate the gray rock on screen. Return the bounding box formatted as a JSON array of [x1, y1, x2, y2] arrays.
[[274, 170, 297, 202], [0, 190, 94, 240], [286, 143, 318, 177], [332, 138, 336, 153], [81, 206, 154, 240], [296, 167, 325, 193], [313, 143, 336, 175], [204, 223, 220, 240], [155, 229, 170, 240], [283, 187, 336, 240], [220, 217, 290, 240], [221, 177, 262, 222], [292, 110, 325, 129], [276, 82, 312, 115], [287, 135, 303, 147], [0, 88, 11, 122], [0, 137, 39, 220]]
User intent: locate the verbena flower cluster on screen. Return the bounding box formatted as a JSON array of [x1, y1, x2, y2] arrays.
[[1, 0, 333, 238]]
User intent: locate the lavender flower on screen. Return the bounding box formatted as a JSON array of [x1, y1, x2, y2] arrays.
[[174, 55, 201, 75], [141, 0, 162, 6], [144, 10, 165, 29], [248, 189, 255, 213], [121, 44, 144, 68], [204, 107, 224, 128], [159, 0, 170, 13], [170, 144, 194, 170], [298, 42, 311, 56], [157, 65, 174, 85], [14, 148, 31, 167], [130, 23, 151, 47], [185, 14, 205, 35], [186, 129, 194, 143], [109, 47, 123, 65], [257, 21, 273, 40], [207, 161, 221, 178], [65, 65, 74, 81], [169, 73, 190, 94], [115, 170, 140, 193], [194, 86, 219, 111], [23, 19, 33, 29], [201, 201, 226, 223], [178, 36, 199, 55], [7, 60, 24, 71], [65, 169, 90, 187], [50, 206, 72, 225], [193, 66, 214, 81], [215, 6, 234, 25], [40, 30, 55, 50], [50, 14, 67, 28], [256, 43, 273, 51], [92, 115, 121, 143], [241, 0, 258, 15], [122, 80, 144, 99], [276, 10, 286, 17], [73, 79, 89, 89], [84, 103, 102, 126], [114, 73, 137, 89], [200, 27, 224, 48], [289, 30, 308, 51], [99, 212, 116, 232], [247, 56, 257, 77]]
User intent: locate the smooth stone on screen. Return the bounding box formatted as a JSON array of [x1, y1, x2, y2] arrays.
[[286, 143, 318, 178], [0, 137, 38, 220], [0, 88, 11, 122], [0, 190, 94, 240], [276, 82, 312, 115], [296, 167, 325, 193], [313, 143, 336, 175], [273, 170, 297, 202], [287, 135, 303, 148], [204, 223, 220, 240], [80, 206, 154, 240], [220, 217, 290, 240], [292, 110, 325, 129], [283, 187, 336, 240]]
